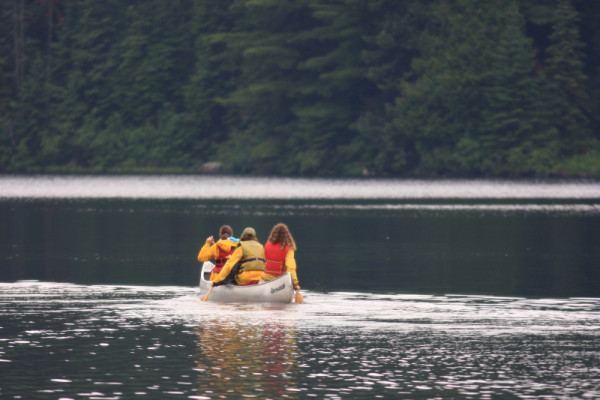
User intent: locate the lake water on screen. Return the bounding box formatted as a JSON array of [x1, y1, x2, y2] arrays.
[[1, 175, 600, 399]]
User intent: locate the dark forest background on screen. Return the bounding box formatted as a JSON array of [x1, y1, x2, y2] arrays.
[[1, 0, 599, 177]]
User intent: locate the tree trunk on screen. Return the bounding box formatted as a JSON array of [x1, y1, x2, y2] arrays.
[[48, 0, 52, 62], [12, 0, 25, 100]]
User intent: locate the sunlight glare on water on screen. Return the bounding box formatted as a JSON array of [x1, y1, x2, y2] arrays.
[[1, 174, 600, 199], [1, 282, 599, 399]]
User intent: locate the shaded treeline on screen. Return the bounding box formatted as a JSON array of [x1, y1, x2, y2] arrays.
[[1, 0, 599, 176]]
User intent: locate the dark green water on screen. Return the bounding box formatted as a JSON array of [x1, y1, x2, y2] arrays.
[[1, 177, 600, 399], [2, 198, 600, 297]]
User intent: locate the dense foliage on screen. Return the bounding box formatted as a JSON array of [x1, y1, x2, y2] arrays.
[[1, 0, 599, 177]]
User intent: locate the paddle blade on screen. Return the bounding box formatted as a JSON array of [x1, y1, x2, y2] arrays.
[[295, 289, 304, 303], [200, 285, 214, 302]]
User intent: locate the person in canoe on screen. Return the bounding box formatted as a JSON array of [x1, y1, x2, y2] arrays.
[[197, 225, 239, 281], [262, 223, 300, 291], [212, 227, 265, 286]]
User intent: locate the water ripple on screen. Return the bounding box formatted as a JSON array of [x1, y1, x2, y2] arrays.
[[1, 282, 599, 399]]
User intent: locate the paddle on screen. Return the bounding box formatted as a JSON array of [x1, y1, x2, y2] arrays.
[[294, 286, 304, 303], [200, 283, 214, 302], [201, 260, 241, 302]]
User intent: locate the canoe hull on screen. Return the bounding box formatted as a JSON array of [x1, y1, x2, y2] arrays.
[[199, 262, 293, 303]]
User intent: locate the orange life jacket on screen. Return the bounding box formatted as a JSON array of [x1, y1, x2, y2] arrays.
[[214, 243, 235, 273], [264, 242, 289, 276]]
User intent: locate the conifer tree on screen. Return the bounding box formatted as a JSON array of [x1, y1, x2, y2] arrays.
[[1, 0, 59, 171], [117, 0, 194, 126], [286, 0, 377, 174], [44, 0, 127, 169], [0, 1, 15, 170], [183, 0, 237, 168], [544, 0, 590, 155], [474, 1, 554, 175], [575, 0, 600, 140], [213, 0, 315, 174], [390, 0, 496, 175], [354, 0, 427, 175], [107, 0, 195, 169], [0, 0, 599, 176]]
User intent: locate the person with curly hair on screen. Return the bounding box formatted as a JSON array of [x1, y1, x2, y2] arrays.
[[262, 223, 300, 291]]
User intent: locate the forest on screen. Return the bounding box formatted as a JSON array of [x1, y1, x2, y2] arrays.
[[1, 0, 599, 177]]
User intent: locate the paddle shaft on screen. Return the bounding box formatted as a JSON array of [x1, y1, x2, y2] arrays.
[[200, 283, 214, 302]]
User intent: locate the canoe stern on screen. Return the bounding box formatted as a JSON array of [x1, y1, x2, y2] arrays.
[[199, 262, 294, 303]]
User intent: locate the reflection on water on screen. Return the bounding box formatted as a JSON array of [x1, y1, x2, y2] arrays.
[[1, 282, 599, 399], [194, 310, 299, 399]]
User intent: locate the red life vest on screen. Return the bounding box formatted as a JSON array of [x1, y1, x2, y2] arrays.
[[264, 242, 289, 276], [214, 244, 235, 273]]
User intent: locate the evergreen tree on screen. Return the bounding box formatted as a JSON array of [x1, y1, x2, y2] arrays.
[[0, 1, 15, 170], [10, 53, 54, 170], [117, 0, 193, 126], [390, 0, 497, 175], [0, 1, 14, 106], [0, 0, 598, 176], [472, 1, 554, 175], [109, 0, 195, 169], [44, 0, 196, 171], [354, 0, 425, 175], [46, 0, 128, 169], [543, 0, 599, 175], [1, 0, 60, 171], [214, 0, 315, 174], [183, 0, 237, 169], [544, 0, 590, 153], [285, 0, 377, 175], [575, 0, 600, 141]]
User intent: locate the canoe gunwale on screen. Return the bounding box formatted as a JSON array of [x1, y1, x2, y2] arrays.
[[199, 261, 294, 303]]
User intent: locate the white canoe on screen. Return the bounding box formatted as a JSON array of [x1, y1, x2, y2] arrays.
[[199, 261, 294, 303]]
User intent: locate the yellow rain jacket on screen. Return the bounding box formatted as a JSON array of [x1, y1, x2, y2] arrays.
[[197, 239, 238, 281], [214, 240, 265, 286]]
